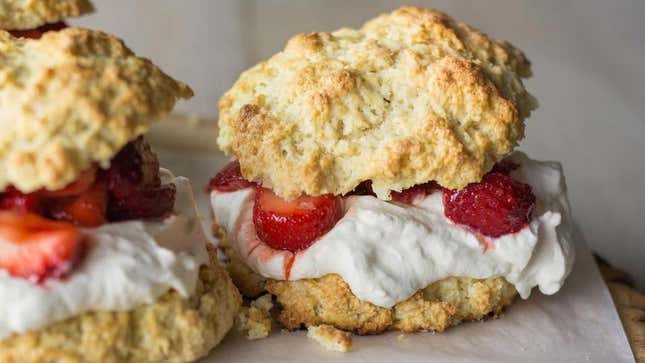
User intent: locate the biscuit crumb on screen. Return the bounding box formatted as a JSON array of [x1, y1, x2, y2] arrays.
[[236, 306, 272, 340], [397, 334, 407, 341], [251, 294, 273, 311], [307, 325, 352, 352]]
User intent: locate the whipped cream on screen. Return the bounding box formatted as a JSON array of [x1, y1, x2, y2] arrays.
[[211, 152, 575, 308], [0, 170, 208, 340]]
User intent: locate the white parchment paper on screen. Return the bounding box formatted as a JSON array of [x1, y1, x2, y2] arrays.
[[156, 147, 635, 363]]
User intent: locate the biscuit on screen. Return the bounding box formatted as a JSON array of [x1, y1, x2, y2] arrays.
[[0, 28, 193, 193], [218, 228, 517, 334], [0, 0, 93, 30], [0, 260, 241, 363], [217, 6, 537, 200], [307, 325, 352, 352], [267, 274, 517, 334]]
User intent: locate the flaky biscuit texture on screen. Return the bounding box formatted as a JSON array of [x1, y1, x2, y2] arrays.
[[218, 6, 536, 200], [0, 28, 193, 193], [0, 261, 241, 363], [0, 0, 93, 30]]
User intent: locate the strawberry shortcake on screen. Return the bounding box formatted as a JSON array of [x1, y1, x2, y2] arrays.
[[0, 29, 240, 362], [210, 6, 575, 335], [1, 0, 93, 38]]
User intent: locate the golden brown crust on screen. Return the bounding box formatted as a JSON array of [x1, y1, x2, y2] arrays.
[[0, 28, 193, 193], [267, 274, 517, 334], [217, 6, 536, 200], [0, 0, 94, 30], [0, 261, 241, 363]]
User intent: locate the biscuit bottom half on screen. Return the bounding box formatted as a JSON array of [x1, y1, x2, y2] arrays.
[[0, 247, 241, 363], [218, 226, 517, 335]]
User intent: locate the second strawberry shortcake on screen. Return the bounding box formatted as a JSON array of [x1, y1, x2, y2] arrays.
[[0, 28, 240, 363], [210, 6, 575, 335]]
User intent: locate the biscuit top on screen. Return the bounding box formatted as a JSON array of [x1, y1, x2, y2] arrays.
[[0, 0, 93, 30], [0, 28, 193, 193], [218, 6, 537, 200]]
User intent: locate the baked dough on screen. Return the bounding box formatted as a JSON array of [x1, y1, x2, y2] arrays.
[[0, 28, 193, 193], [0, 0, 93, 30], [0, 256, 241, 363], [217, 6, 536, 200]]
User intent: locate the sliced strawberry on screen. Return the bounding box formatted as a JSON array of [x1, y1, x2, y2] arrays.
[[9, 21, 67, 39], [107, 184, 176, 221], [41, 166, 97, 198], [253, 188, 342, 252], [443, 172, 536, 238], [346, 180, 375, 197], [0, 187, 44, 214], [209, 160, 255, 192], [50, 181, 108, 227], [391, 182, 438, 204], [0, 212, 83, 282]]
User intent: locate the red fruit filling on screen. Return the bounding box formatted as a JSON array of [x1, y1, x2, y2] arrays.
[[209, 160, 255, 192], [49, 181, 108, 228], [391, 182, 438, 204], [0, 211, 83, 282], [0, 136, 174, 227], [443, 172, 536, 238], [253, 187, 342, 252], [9, 21, 67, 39], [346, 180, 375, 197]]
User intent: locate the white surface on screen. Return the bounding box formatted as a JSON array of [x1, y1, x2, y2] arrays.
[[155, 147, 634, 363], [0, 171, 208, 340], [211, 153, 575, 307], [73, 0, 645, 288]]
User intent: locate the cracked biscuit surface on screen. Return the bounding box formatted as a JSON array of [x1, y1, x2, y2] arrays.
[[0, 258, 241, 363], [0, 0, 93, 30], [0, 28, 193, 194], [217, 6, 537, 200]]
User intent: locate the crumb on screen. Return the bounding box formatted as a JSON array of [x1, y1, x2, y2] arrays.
[[397, 334, 407, 341], [307, 325, 352, 353], [251, 294, 273, 311], [236, 306, 272, 340]]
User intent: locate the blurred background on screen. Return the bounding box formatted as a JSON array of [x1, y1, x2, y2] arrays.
[[74, 0, 645, 287]]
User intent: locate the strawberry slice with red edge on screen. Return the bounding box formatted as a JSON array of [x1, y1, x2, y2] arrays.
[[443, 172, 536, 238], [50, 181, 108, 227], [209, 160, 255, 192], [0, 211, 83, 282], [253, 187, 342, 252], [0, 187, 45, 214]]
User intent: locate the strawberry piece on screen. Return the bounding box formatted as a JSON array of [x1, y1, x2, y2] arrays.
[[41, 166, 97, 198], [391, 182, 438, 204], [443, 172, 536, 238], [346, 180, 375, 197], [102, 136, 161, 199], [209, 160, 255, 192], [0, 187, 44, 214], [491, 160, 519, 175], [9, 21, 67, 39], [50, 181, 108, 227], [0, 211, 83, 282], [253, 188, 342, 252], [107, 184, 176, 221]]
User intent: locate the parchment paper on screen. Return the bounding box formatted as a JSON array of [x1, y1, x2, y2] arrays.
[[156, 147, 635, 363]]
